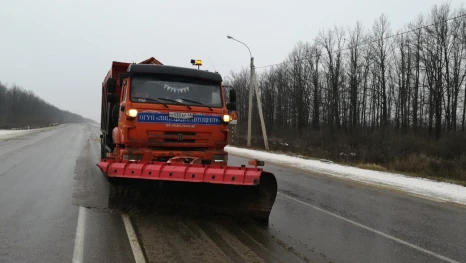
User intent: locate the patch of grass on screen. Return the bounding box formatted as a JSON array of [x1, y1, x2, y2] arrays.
[[389, 153, 431, 174]]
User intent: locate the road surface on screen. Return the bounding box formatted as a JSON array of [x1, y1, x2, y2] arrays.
[[0, 124, 465, 263], [0, 125, 134, 263]]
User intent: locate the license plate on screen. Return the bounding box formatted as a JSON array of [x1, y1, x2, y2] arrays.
[[169, 112, 193, 119]]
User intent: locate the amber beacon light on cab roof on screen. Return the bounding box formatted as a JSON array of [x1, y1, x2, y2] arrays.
[[96, 57, 277, 225]]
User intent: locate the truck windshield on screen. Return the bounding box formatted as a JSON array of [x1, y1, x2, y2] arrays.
[[130, 75, 222, 108]]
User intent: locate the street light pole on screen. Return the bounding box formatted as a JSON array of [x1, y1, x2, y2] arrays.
[[227, 36, 253, 148], [248, 57, 254, 148], [227, 35, 269, 150]]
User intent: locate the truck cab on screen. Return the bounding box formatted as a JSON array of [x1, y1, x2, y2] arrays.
[[101, 59, 237, 165]]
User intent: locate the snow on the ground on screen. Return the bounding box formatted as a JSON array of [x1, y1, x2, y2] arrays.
[[0, 129, 36, 137], [225, 146, 466, 205], [0, 128, 48, 140]]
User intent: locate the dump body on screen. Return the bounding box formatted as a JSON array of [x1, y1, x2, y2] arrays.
[[97, 57, 277, 224]]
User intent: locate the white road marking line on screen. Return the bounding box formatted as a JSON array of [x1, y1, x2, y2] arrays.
[[72, 206, 87, 263], [278, 192, 460, 263], [122, 214, 147, 263]]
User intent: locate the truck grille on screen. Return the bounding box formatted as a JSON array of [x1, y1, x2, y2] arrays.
[[164, 139, 195, 143], [149, 146, 208, 151], [147, 130, 209, 144], [164, 132, 196, 136]]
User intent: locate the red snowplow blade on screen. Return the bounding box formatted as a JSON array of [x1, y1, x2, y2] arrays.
[[97, 160, 262, 186], [97, 160, 277, 225]]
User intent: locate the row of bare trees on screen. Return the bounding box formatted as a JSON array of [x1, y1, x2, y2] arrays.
[[0, 82, 91, 129], [225, 3, 466, 181], [227, 3, 466, 141]]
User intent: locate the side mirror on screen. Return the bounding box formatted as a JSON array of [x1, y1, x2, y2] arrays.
[[229, 89, 236, 103], [227, 102, 237, 111], [107, 78, 117, 94]]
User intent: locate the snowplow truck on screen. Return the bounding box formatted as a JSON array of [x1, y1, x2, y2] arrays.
[[97, 57, 277, 225]]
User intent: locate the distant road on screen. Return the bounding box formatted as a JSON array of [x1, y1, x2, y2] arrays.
[[0, 124, 465, 263]]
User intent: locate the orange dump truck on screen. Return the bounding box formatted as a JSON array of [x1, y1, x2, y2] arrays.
[[97, 57, 277, 224]]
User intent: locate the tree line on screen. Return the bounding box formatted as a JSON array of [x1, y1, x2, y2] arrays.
[[225, 3, 466, 182], [0, 82, 93, 129]]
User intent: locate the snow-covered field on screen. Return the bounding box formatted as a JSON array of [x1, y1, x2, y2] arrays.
[[225, 146, 466, 205]]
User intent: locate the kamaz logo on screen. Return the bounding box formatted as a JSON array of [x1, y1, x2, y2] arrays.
[[178, 134, 183, 140], [166, 124, 195, 128]]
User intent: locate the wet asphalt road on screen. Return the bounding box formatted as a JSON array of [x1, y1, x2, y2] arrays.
[[0, 124, 134, 263], [232, 159, 466, 263], [1, 123, 465, 263], [0, 125, 81, 262]]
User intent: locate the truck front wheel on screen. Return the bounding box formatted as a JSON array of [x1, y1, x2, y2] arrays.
[[101, 136, 107, 160]]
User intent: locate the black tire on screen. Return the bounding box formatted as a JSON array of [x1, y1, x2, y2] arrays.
[[254, 215, 269, 227], [101, 136, 106, 160]]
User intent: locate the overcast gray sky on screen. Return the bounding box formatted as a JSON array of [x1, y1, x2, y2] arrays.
[[0, 0, 462, 122]]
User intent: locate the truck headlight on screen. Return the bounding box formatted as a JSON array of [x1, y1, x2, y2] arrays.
[[126, 109, 138, 118], [223, 114, 231, 123]]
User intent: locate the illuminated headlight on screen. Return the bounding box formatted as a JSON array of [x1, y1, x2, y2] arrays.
[[223, 114, 231, 123], [126, 109, 138, 118]]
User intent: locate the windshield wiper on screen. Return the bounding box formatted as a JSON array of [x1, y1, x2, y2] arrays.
[[180, 98, 213, 111], [157, 98, 192, 110], [133, 96, 168, 108]]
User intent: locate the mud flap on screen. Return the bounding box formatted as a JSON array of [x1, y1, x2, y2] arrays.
[[106, 172, 278, 225]]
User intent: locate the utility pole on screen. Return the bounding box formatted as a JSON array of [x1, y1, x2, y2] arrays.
[[252, 65, 269, 150], [227, 35, 269, 150]]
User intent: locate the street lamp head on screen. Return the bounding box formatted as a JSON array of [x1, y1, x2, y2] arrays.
[[226, 35, 252, 58]]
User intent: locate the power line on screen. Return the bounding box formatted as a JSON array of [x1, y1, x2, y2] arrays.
[[255, 12, 466, 70]]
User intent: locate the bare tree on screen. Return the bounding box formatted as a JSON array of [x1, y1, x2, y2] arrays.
[[347, 21, 364, 130], [370, 14, 392, 128], [317, 26, 345, 130]]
